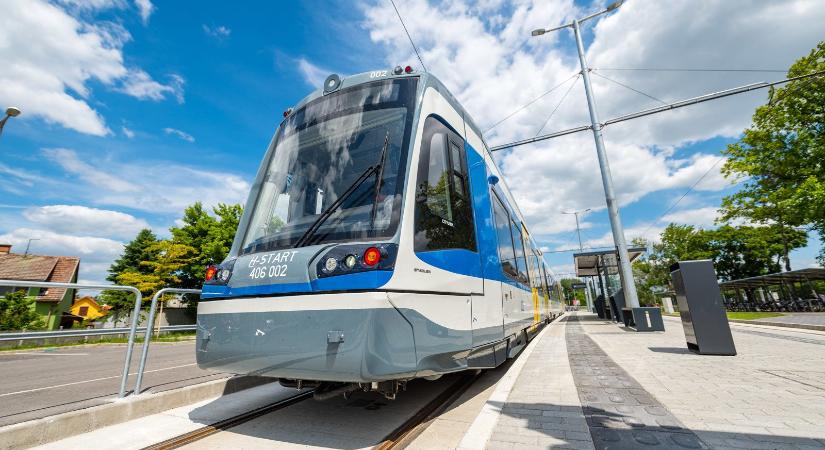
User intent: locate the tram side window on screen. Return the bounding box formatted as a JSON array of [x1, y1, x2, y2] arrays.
[[414, 116, 476, 252], [491, 193, 519, 279], [540, 265, 550, 299], [511, 220, 530, 286]]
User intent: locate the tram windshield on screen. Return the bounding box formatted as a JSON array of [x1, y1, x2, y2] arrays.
[[241, 78, 418, 254]]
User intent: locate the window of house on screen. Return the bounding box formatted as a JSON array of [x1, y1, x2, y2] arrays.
[[78, 306, 89, 316], [414, 116, 476, 252]]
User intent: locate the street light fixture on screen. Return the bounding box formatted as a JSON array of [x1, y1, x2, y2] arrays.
[[532, 0, 641, 309], [0, 106, 22, 139]]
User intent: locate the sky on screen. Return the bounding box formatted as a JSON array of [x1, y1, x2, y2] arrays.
[[0, 0, 823, 284]]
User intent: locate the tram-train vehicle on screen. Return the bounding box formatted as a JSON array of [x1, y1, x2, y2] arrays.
[[197, 66, 565, 399]]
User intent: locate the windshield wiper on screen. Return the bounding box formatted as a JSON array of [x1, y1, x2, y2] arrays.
[[293, 132, 391, 248]]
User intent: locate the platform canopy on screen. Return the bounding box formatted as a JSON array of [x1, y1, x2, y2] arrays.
[[573, 247, 646, 277], [718, 267, 825, 290]]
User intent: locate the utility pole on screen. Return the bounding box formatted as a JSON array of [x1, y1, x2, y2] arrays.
[[532, 0, 641, 308], [23, 238, 40, 257], [563, 209, 592, 310]]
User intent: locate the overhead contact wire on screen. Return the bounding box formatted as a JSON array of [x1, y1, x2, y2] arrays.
[[388, 0, 427, 72], [483, 72, 579, 133], [591, 71, 668, 106], [534, 74, 580, 137]]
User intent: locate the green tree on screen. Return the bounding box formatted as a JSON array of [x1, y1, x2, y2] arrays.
[[704, 225, 807, 281], [116, 240, 197, 299], [721, 42, 824, 267], [0, 291, 45, 331], [99, 229, 160, 312], [169, 202, 242, 289], [559, 278, 586, 305]]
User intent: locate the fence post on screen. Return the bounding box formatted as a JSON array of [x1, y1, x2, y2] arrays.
[[133, 287, 201, 394]]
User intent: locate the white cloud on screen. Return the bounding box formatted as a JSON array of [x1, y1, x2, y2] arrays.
[[121, 126, 135, 138], [43, 148, 139, 193], [119, 71, 185, 104], [39, 148, 249, 214], [0, 227, 124, 284], [23, 205, 150, 240], [134, 0, 154, 24], [0, 0, 181, 136], [660, 207, 721, 229], [297, 58, 332, 89], [163, 127, 195, 143], [203, 24, 231, 38], [362, 0, 824, 240]]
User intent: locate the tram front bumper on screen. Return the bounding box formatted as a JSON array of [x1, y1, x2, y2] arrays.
[[195, 292, 418, 382]]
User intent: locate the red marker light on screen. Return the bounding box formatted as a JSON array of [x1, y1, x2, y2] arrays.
[[363, 247, 381, 267], [205, 265, 218, 281], [283, 108, 292, 118], [404, 65, 413, 74]]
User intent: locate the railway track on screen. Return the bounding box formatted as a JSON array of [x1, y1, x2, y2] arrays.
[[142, 390, 314, 450], [141, 372, 481, 450]]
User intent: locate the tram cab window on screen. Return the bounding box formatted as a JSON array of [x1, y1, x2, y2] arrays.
[[414, 116, 476, 252], [491, 193, 519, 279], [511, 220, 530, 286]]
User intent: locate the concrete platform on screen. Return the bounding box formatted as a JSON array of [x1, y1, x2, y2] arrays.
[[461, 312, 825, 449]]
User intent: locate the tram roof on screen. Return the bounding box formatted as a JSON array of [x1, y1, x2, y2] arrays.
[[718, 267, 825, 289], [572, 247, 646, 277]]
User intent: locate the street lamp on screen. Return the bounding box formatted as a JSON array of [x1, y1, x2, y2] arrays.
[[532, 0, 641, 309], [0, 106, 22, 139]]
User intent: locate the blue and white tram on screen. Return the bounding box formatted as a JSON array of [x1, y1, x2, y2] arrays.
[[197, 67, 564, 399]]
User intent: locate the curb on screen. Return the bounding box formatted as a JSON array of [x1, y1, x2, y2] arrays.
[[457, 314, 563, 450], [0, 375, 274, 450], [727, 319, 825, 332]]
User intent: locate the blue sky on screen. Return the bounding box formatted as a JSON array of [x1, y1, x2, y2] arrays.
[[1, 0, 823, 283]]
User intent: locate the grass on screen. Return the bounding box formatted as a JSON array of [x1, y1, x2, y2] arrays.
[[664, 311, 785, 320], [0, 331, 196, 352], [725, 311, 785, 320]]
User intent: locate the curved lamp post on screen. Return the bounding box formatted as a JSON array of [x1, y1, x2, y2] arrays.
[[0, 106, 22, 138]]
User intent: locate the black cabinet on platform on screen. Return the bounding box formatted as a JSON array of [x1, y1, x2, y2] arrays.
[[670, 260, 736, 355]]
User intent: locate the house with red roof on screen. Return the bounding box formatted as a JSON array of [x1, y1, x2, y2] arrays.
[[0, 244, 80, 330]]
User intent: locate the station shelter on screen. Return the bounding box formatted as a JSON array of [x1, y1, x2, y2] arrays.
[[573, 247, 646, 321]]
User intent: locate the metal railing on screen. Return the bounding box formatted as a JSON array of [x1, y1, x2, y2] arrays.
[[134, 287, 201, 394], [0, 324, 195, 341], [1, 280, 143, 398]]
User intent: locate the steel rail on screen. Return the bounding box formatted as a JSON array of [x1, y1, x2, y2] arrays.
[[0, 279, 142, 398], [489, 70, 825, 151], [374, 371, 483, 450], [0, 324, 195, 341], [140, 390, 315, 450]]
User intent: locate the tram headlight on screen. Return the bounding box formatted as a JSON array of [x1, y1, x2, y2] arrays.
[[323, 256, 338, 273], [363, 247, 381, 267], [343, 254, 358, 269], [217, 269, 231, 282]]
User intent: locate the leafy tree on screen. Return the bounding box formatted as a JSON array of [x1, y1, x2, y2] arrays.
[[169, 203, 242, 289], [705, 225, 807, 281], [559, 278, 586, 305], [721, 42, 824, 267], [0, 291, 44, 331], [99, 229, 160, 312], [116, 240, 197, 299]]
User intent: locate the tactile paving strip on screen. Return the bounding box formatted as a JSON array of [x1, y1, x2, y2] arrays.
[[566, 315, 708, 449]]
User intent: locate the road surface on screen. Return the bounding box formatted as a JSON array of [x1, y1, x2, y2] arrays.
[[0, 340, 227, 427]]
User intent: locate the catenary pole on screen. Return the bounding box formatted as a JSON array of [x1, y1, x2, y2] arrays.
[[570, 18, 640, 308]]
